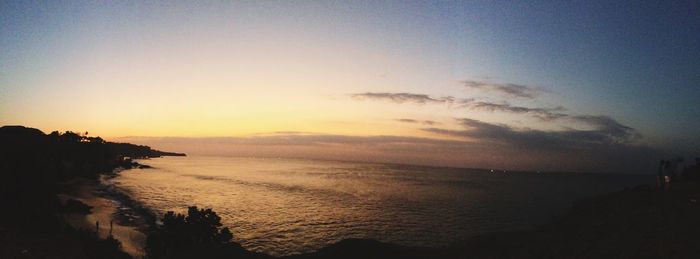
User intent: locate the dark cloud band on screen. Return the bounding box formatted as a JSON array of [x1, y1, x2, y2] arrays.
[[462, 80, 545, 99], [396, 118, 441, 125], [422, 117, 640, 149], [351, 92, 455, 104], [460, 100, 567, 121]]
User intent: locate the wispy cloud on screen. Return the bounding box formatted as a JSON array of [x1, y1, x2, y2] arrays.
[[349, 91, 637, 139], [462, 80, 545, 99], [350, 92, 455, 104], [422, 116, 640, 150], [350, 91, 565, 121], [569, 115, 641, 142], [255, 131, 315, 136], [395, 118, 441, 125], [118, 126, 660, 173], [460, 100, 567, 121]]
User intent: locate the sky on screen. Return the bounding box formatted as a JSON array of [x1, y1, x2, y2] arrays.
[[2, 1, 699, 173]]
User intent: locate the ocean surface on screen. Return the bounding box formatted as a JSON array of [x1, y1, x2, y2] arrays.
[[111, 156, 651, 256]]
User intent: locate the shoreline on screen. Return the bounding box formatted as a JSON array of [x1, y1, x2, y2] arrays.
[[99, 168, 159, 230], [65, 167, 700, 258], [59, 174, 151, 258]]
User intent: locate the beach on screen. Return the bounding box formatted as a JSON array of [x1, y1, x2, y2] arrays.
[[58, 177, 147, 258]]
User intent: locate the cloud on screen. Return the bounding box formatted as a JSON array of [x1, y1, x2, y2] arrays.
[[263, 131, 311, 135], [350, 92, 455, 104], [462, 80, 545, 99], [350, 92, 565, 121], [416, 117, 660, 172], [422, 117, 640, 150], [460, 100, 568, 121], [396, 118, 441, 125], [117, 126, 661, 173], [569, 115, 641, 142], [351, 91, 635, 139]]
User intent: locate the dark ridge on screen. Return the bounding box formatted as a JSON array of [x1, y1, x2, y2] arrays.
[[284, 239, 435, 259], [0, 125, 184, 258]]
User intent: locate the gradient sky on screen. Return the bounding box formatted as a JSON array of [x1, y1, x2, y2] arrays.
[[2, 1, 699, 172]]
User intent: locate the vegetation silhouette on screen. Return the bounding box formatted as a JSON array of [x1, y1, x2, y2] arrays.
[[144, 206, 432, 259], [146, 206, 267, 259], [0, 125, 183, 258]]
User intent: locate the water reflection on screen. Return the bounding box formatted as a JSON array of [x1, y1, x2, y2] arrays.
[[111, 156, 648, 256]]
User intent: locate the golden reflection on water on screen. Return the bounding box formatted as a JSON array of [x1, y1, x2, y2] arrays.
[[111, 156, 646, 256]]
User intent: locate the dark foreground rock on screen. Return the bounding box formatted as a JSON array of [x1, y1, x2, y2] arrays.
[[287, 182, 700, 259], [60, 198, 93, 215], [285, 239, 436, 259], [457, 183, 700, 259]]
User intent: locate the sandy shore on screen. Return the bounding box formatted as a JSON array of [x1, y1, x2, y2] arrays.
[[59, 178, 147, 258]]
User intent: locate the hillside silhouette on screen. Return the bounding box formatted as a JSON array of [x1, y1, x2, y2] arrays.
[[0, 125, 184, 258]]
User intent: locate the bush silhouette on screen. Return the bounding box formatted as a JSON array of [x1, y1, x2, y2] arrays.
[[0, 126, 185, 258], [146, 206, 248, 259]]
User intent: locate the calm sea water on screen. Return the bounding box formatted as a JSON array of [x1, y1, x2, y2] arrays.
[[111, 156, 651, 256]]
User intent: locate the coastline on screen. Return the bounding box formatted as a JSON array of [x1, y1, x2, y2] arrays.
[[59, 174, 151, 258], [0, 125, 187, 258], [60, 166, 700, 258], [99, 167, 159, 229]]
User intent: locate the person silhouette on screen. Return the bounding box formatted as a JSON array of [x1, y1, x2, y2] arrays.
[[657, 160, 665, 189], [663, 160, 672, 191]]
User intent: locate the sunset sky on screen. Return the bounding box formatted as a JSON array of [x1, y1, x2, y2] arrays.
[[2, 1, 699, 172]]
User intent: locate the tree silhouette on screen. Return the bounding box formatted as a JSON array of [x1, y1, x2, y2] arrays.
[[145, 206, 247, 259]]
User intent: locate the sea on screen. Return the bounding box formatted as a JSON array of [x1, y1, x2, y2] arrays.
[[109, 156, 651, 256]]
